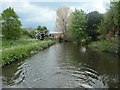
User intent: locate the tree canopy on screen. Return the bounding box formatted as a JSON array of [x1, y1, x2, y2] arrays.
[[68, 9, 87, 43], [86, 11, 103, 40], [98, 2, 119, 38], [1, 7, 22, 40], [37, 26, 47, 30]]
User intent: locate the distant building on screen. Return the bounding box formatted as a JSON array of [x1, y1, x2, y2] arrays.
[[49, 32, 63, 38]]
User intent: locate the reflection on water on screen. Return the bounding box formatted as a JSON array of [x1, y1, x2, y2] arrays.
[[2, 43, 118, 88]]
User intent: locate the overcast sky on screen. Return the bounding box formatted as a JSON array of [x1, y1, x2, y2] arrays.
[[0, 0, 110, 32]]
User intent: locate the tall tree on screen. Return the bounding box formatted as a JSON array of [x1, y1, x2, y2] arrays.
[[56, 7, 71, 41], [1, 7, 22, 40], [68, 9, 87, 43], [86, 11, 103, 40]]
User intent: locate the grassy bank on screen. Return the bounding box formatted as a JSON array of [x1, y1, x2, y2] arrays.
[[88, 37, 118, 54], [1, 38, 55, 66]]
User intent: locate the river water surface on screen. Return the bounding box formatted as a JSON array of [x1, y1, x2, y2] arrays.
[[2, 43, 118, 88]]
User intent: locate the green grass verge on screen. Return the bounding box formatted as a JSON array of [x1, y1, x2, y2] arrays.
[[1, 38, 55, 66], [88, 37, 118, 54]]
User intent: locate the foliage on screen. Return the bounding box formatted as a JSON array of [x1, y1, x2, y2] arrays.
[[21, 28, 36, 39], [37, 26, 47, 31], [98, 2, 119, 37], [0, 15, 2, 35], [68, 9, 87, 43], [1, 7, 22, 40], [2, 37, 34, 48], [86, 11, 103, 40], [88, 37, 118, 54], [21, 28, 29, 36], [88, 2, 119, 54], [37, 25, 44, 31], [28, 30, 36, 38], [0, 16, 2, 20]]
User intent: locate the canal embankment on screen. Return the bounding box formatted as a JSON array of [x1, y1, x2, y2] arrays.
[[1, 38, 55, 66], [88, 37, 118, 54]]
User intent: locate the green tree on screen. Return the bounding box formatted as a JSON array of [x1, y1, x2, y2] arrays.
[[21, 28, 36, 39], [21, 28, 29, 36], [1, 7, 22, 40], [86, 11, 103, 41], [98, 2, 119, 38], [29, 30, 36, 38], [68, 9, 87, 44]]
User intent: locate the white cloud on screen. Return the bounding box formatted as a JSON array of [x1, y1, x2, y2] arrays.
[[0, 1, 56, 30], [91, 0, 106, 13], [69, 0, 109, 13], [12, 2, 56, 23]]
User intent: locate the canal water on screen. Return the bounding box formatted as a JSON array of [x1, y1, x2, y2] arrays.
[[2, 43, 118, 88]]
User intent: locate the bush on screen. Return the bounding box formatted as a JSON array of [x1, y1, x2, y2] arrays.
[[88, 37, 118, 54], [28, 30, 36, 39], [21, 29, 29, 37]]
